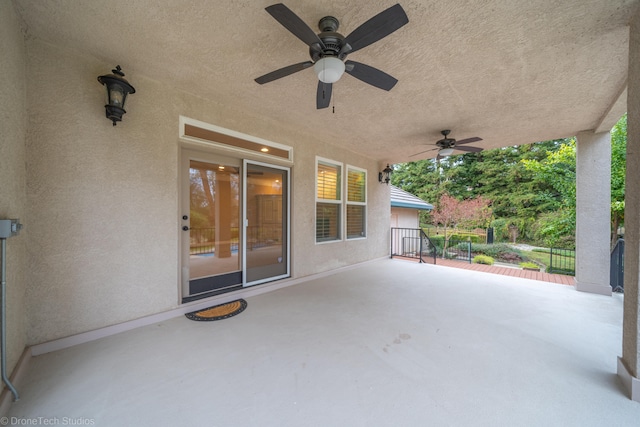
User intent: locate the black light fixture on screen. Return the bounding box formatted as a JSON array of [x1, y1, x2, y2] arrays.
[[379, 164, 393, 185], [97, 65, 136, 126]]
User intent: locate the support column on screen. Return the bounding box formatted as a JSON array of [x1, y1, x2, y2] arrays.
[[618, 8, 640, 403], [574, 130, 611, 296]]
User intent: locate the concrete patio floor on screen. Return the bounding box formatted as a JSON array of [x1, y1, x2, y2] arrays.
[[6, 259, 639, 426]]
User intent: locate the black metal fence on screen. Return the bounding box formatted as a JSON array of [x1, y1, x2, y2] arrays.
[[434, 239, 472, 263], [390, 228, 436, 264], [610, 239, 624, 292], [547, 247, 575, 275]]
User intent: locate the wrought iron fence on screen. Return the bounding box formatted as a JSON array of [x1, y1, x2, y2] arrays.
[[547, 247, 575, 275], [610, 238, 624, 292], [390, 228, 436, 264], [438, 239, 472, 262]]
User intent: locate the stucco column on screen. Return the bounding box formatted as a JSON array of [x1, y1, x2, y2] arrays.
[[618, 8, 640, 403], [574, 131, 611, 296]]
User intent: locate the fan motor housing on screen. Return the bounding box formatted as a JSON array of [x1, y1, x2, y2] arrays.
[[310, 32, 345, 61]]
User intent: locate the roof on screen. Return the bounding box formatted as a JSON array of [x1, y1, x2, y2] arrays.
[[390, 185, 433, 211]]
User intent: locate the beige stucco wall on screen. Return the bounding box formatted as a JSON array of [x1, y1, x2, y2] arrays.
[[623, 7, 640, 379], [0, 1, 28, 381], [22, 38, 389, 345]]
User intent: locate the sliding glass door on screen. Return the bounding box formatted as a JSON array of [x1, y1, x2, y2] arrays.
[[181, 152, 290, 301], [243, 160, 290, 286]]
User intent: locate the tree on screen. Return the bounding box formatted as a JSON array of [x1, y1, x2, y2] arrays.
[[429, 193, 492, 236], [611, 114, 627, 246], [521, 139, 576, 247]]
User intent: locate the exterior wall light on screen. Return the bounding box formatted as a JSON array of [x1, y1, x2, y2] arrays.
[[379, 164, 393, 185], [97, 65, 136, 126]]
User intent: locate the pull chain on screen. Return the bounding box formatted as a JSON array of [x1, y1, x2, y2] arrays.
[[332, 89, 336, 114]]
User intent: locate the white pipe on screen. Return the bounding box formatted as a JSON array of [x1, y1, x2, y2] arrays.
[[1, 238, 19, 401]]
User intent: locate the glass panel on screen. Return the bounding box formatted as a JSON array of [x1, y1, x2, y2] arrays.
[[347, 169, 366, 202], [346, 205, 366, 239], [316, 203, 341, 242], [189, 160, 240, 280], [317, 162, 341, 200], [245, 163, 288, 284]]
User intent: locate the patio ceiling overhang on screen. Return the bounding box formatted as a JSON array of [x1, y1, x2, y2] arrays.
[[14, 0, 639, 163]]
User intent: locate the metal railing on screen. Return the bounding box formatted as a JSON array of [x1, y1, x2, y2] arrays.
[[390, 228, 436, 264], [547, 247, 575, 275], [610, 238, 624, 292], [437, 239, 472, 263], [189, 228, 239, 255]]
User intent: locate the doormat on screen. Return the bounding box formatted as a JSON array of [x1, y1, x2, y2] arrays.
[[185, 299, 247, 321]]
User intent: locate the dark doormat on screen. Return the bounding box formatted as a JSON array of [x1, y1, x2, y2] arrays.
[[185, 299, 247, 321]]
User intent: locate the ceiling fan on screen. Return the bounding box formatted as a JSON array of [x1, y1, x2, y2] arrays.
[[410, 130, 483, 159], [254, 3, 409, 109]]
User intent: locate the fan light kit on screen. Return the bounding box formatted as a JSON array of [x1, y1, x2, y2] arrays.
[[438, 148, 455, 156], [255, 3, 409, 109], [314, 57, 345, 84]]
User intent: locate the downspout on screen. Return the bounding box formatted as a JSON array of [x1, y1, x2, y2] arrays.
[[0, 219, 22, 402]]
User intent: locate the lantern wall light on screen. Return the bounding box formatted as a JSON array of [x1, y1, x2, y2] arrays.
[[97, 65, 136, 126], [379, 164, 393, 185]]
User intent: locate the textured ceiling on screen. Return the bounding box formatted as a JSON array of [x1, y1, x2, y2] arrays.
[[13, 0, 638, 163]]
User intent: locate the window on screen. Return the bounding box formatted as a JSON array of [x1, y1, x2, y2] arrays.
[[346, 166, 367, 239], [316, 158, 342, 242]]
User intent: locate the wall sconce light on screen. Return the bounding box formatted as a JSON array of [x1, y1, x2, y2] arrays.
[[97, 65, 136, 126], [379, 164, 393, 185]]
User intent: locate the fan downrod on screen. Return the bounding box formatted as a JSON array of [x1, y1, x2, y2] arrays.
[[318, 16, 339, 32]]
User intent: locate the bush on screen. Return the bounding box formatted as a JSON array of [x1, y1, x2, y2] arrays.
[[470, 243, 515, 257], [448, 233, 483, 243], [470, 243, 523, 264], [473, 255, 494, 265], [520, 261, 539, 269]]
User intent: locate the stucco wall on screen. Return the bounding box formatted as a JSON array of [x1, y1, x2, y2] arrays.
[[623, 8, 640, 378], [0, 1, 28, 380], [23, 39, 389, 345]]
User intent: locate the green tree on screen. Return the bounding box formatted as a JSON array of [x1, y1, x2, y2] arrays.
[[611, 114, 626, 245], [521, 139, 576, 247]]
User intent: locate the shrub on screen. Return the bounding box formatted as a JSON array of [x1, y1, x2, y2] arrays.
[[473, 255, 494, 265], [500, 252, 523, 262], [470, 243, 515, 257], [449, 233, 483, 243], [520, 261, 539, 269]]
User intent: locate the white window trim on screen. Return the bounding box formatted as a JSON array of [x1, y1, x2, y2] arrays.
[[315, 156, 344, 244], [345, 165, 367, 240]]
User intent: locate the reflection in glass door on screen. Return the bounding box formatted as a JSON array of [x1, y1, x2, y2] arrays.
[[244, 161, 290, 286], [182, 154, 241, 301]]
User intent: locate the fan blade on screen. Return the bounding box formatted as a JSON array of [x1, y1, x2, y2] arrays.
[[342, 4, 408, 54], [455, 145, 483, 153], [266, 4, 325, 50], [409, 147, 438, 157], [455, 137, 483, 145], [255, 61, 314, 84], [316, 81, 332, 109], [345, 60, 398, 91]]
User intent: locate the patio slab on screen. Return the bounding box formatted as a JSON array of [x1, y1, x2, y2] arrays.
[[6, 259, 638, 426]]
